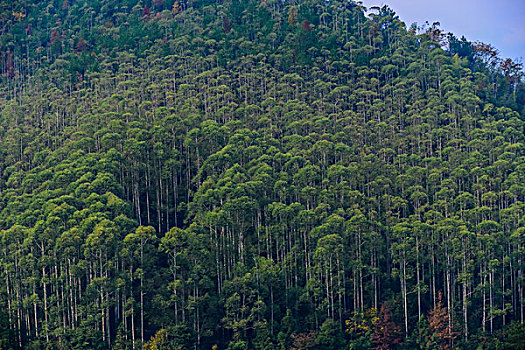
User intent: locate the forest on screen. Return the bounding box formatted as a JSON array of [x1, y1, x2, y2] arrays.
[[0, 0, 524, 349]]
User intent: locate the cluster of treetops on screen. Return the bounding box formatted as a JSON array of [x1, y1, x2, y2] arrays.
[[0, 0, 524, 349]]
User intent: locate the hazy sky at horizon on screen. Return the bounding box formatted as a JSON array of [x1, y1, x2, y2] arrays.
[[359, 0, 525, 61]]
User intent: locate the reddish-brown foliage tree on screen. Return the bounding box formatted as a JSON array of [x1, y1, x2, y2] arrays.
[[75, 37, 87, 52], [6, 50, 14, 79], [290, 331, 318, 350], [152, 0, 164, 7], [372, 302, 402, 350], [50, 29, 60, 46], [142, 5, 151, 18], [302, 19, 312, 32], [427, 292, 460, 350], [473, 41, 500, 65], [222, 16, 232, 33], [500, 58, 523, 83], [426, 22, 446, 46]]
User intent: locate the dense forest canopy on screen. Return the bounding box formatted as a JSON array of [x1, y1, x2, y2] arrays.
[[0, 0, 524, 349]]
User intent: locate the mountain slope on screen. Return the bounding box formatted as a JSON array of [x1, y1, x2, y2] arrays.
[[0, 0, 524, 349]]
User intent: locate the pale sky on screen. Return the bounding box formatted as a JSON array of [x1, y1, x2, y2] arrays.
[[360, 0, 525, 61]]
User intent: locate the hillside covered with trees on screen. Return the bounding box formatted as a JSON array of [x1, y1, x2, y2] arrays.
[[0, 0, 524, 349]]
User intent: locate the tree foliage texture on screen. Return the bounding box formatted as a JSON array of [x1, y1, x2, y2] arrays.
[[0, 0, 524, 349]]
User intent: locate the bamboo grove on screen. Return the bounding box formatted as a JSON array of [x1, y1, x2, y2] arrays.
[[0, 0, 524, 349]]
